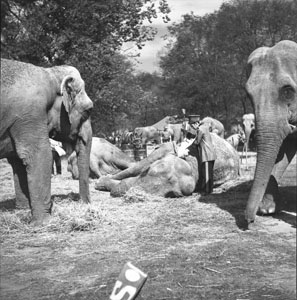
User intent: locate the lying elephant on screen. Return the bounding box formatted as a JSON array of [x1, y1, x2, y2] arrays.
[[95, 133, 240, 197], [0, 59, 93, 225], [67, 137, 136, 179], [245, 40, 297, 224]]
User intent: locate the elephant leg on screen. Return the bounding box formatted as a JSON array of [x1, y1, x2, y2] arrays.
[[13, 133, 53, 224], [7, 157, 31, 209], [27, 143, 53, 224], [259, 136, 297, 214], [95, 176, 119, 192], [90, 158, 102, 178]]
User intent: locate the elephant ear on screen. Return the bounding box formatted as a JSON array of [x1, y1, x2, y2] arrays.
[[60, 75, 75, 114], [247, 46, 270, 67]]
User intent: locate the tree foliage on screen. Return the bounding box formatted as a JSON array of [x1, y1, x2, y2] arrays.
[[1, 0, 170, 135], [2, 0, 297, 135], [159, 0, 297, 129]]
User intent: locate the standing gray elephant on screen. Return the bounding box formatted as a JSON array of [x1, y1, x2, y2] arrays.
[[242, 113, 255, 151], [200, 117, 225, 138], [245, 40, 297, 224], [0, 59, 93, 225]]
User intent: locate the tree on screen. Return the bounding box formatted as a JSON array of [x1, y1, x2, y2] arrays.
[[159, 0, 297, 129], [1, 0, 170, 134]]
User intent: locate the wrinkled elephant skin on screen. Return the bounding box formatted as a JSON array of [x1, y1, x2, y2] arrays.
[[245, 40, 297, 224], [95, 134, 240, 197], [0, 59, 93, 224]]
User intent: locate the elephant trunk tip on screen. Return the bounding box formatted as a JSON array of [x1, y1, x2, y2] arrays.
[[244, 207, 257, 225]]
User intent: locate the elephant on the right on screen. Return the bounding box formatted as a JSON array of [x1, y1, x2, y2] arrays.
[[245, 40, 297, 225]]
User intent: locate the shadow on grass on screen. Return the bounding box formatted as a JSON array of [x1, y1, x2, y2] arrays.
[[0, 198, 16, 211], [199, 181, 296, 230], [0, 192, 81, 211], [52, 192, 81, 202], [199, 180, 251, 230], [274, 185, 297, 228]]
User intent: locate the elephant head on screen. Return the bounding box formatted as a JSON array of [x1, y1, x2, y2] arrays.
[[48, 66, 93, 142], [245, 40, 297, 224], [48, 66, 93, 203]]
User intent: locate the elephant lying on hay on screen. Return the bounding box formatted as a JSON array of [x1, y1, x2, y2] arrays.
[[0, 59, 93, 225], [245, 40, 297, 225], [67, 137, 136, 179], [95, 133, 240, 197]]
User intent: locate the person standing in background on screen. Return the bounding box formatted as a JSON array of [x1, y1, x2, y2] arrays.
[[49, 138, 66, 175], [188, 115, 217, 194]]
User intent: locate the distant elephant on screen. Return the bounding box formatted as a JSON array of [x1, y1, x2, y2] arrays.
[[133, 126, 161, 145], [245, 40, 297, 224], [242, 113, 255, 152], [0, 59, 93, 225], [67, 137, 135, 179], [95, 133, 240, 197], [200, 117, 225, 138], [133, 116, 178, 145], [152, 115, 178, 130]]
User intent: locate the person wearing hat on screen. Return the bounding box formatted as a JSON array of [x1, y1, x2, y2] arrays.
[[50, 138, 66, 175], [188, 115, 217, 194]]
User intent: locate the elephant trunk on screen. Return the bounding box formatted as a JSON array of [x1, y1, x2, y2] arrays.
[[77, 120, 92, 203], [244, 130, 251, 152], [245, 118, 289, 223]]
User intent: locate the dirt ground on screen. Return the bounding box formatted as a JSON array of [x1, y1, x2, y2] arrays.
[[0, 153, 296, 300]]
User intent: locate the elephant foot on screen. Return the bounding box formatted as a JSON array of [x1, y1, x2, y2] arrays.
[[257, 176, 280, 215], [95, 176, 112, 191], [110, 182, 129, 197], [30, 213, 51, 227], [15, 201, 31, 210]]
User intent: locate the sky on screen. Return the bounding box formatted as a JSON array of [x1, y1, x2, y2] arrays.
[[122, 0, 226, 73]]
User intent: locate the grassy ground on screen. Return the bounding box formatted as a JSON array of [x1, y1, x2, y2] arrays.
[[0, 154, 296, 300]]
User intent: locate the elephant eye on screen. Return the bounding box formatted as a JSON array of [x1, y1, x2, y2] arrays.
[[281, 86, 295, 101]]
